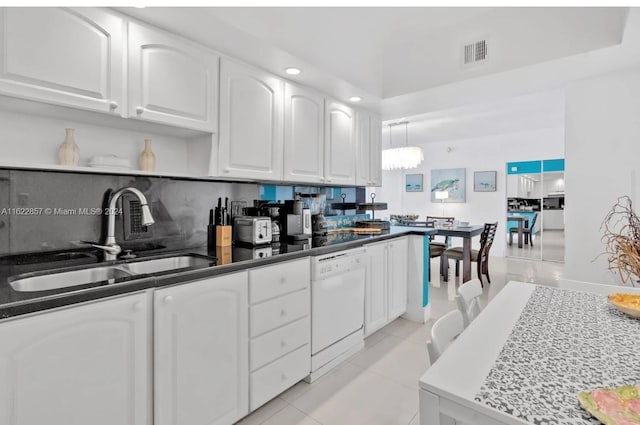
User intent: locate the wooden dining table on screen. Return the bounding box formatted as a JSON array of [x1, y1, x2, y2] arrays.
[[419, 280, 640, 425], [507, 215, 529, 248], [434, 225, 484, 283]]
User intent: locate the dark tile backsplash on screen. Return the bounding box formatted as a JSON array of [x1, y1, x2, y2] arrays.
[[0, 169, 259, 256], [0, 169, 366, 257]]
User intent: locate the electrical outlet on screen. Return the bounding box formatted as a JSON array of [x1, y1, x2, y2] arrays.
[[17, 193, 29, 206]]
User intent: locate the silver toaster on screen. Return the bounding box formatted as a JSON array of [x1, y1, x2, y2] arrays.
[[233, 216, 272, 245]]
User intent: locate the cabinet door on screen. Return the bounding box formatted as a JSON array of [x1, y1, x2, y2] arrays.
[[283, 83, 325, 183], [155, 272, 249, 425], [0, 293, 150, 425], [355, 111, 371, 186], [388, 237, 409, 319], [365, 241, 388, 336], [219, 58, 283, 181], [324, 100, 356, 185], [128, 21, 218, 132], [369, 114, 383, 187], [0, 7, 124, 114]]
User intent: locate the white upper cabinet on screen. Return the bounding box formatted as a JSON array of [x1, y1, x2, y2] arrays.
[[369, 115, 382, 186], [128, 21, 218, 132], [283, 83, 325, 184], [0, 7, 124, 114], [356, 111, 382, 187], [154, 272, 249, 425], [218, 58, 284, 181], [324, 100, 356, 185], [0, 293, 150, 425]]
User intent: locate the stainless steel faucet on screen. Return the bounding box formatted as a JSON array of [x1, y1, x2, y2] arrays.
[[91, 187, 155, 260]]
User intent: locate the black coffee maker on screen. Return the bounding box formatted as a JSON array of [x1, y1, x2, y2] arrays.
[[259, 201, 285, 244]]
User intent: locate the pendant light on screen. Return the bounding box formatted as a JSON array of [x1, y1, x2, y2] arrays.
[[382, 121, 424, 171]]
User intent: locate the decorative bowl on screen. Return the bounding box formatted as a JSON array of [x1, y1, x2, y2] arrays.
[[608, 293, 640, 319]]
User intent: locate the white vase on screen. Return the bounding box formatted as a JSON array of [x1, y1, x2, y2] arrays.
[[139, 139, 156, 172], [57, 128, 80, 166]]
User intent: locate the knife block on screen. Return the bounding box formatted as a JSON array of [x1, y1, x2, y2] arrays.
[[215, 225, 232, 246]]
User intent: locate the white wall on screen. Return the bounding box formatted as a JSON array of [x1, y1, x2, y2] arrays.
[[371, 126, 564, 257], [565, 65, 640, 284], [0, 99, 210, 176]]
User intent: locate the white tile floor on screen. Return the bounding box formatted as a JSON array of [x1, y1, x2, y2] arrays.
[[236, 256, 566, 425]]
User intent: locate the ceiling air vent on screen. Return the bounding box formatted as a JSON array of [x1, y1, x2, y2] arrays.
[[463, 39, 488, 66]]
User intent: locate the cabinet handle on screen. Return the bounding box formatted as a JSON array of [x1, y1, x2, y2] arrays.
[[132, 302, 142, 312], [109, 101, 119, 110], [281, 372, 289, 381], [223, 169, 230, 173], [135, 106, 144, 115], [320, 177, 325, 182], [326, 178, 332, 182], [280, 339, 287, 348], [280, 277, 287, 284], [163, 295, 174, 304], [280, 309, 287, 317]]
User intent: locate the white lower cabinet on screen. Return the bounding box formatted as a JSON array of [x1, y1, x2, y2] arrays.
[[248, 258, 311, 411], [364, 237, 409, 336], [0, 292, 150, 425], [154, 272, 249, 425]]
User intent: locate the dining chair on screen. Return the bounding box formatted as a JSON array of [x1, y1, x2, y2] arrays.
[[426, 216, 455, 280], [427, 309, 464, 364], [441, 222, 498, 286], [456, 279, 483, 328], [426, 216, 455, 248], [509, 212, 538, 246]]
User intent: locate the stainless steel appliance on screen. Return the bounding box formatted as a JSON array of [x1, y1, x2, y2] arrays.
[[302, 208, 312, 235], [233, 216, 272, 245]]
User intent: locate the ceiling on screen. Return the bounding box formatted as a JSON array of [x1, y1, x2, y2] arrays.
[[121, 7, 628, 102], [382, 90, 565, 147]]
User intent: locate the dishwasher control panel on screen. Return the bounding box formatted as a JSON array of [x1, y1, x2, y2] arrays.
[[312, 248, 366, 279]]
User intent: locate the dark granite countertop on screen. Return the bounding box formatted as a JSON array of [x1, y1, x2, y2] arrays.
[[0, 226, 435, 320]]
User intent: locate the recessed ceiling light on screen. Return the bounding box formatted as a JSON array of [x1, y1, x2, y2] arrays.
[[285, 67, 302, 76], [349, 96, 362, 102]]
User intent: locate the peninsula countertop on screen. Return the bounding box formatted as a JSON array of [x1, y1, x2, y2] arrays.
[[0, 226, 436, 319]]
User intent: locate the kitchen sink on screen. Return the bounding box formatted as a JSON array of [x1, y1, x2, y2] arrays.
[[120, 255, 215, 275], [9, 266, 134, 292], [7, 254, 217, 293]]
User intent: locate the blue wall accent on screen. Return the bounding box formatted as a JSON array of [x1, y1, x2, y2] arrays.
[[260, 185, 277, 201], [507, 159, 565, 175], [543, 158, 565, 172], [507, 160, 542, 174], [423, 235, 429, 307]]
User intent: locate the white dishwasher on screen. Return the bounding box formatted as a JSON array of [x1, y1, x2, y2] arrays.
[[307, 247, 366, 382]]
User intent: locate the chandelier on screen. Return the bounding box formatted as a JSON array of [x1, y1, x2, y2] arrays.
[[382, 121, 424, 171]]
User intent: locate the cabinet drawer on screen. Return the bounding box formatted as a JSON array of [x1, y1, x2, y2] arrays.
[[250, 344, 310, 411], [249, 258, 310, 303], [250, 289, 309, 337], [250, 317, 310, 371]]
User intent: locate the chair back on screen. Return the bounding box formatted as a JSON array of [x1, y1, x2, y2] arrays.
[[456, 279, 483, 327], [426, 216, 455, 242], [478, 222, 498, 263], [529, 213, 538, 231], [427, 309, 464, 364]]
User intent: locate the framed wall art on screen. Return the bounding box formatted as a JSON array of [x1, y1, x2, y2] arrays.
[[430, 168, 466, 202], [405, 174, 423, 192], [474, 171, 497, 192]]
